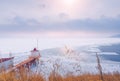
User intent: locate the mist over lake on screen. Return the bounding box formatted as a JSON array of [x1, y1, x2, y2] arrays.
[[0, 38, 120, 54]]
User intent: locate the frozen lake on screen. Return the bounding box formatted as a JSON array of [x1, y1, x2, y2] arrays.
[[0, 37, 120, 76], [0, 38, 120, 53]]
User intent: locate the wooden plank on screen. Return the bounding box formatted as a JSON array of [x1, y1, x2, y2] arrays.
[[6, 56, 40, 73], [15, 58, 34, 68]]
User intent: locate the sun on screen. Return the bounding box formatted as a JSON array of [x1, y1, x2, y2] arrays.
[[63, 0, 75, 5]]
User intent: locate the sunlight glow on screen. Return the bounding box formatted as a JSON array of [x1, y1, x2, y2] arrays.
[[63, 0, 75, 5]]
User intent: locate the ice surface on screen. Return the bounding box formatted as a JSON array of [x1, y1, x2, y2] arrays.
[[31, 45, 120, 77], [0, 38, 120, 77]]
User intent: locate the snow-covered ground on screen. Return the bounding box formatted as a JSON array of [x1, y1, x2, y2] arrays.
[[34, 46, 120, 77], [0, 38, 120, 77]]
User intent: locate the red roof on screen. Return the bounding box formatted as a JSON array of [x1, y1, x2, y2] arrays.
[[0, 57, 14, 63], [31, 48, 39, 52]]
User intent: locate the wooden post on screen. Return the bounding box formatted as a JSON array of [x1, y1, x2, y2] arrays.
[[96, 52, 104, 81]]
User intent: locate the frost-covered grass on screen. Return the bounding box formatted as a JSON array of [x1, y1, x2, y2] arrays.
[[1, 45, 120, 77], [32, 46, 120, 77], [0, 41, 120, 81]]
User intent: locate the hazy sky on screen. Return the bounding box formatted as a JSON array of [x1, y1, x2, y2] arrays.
[[0, 0, 120, 38]]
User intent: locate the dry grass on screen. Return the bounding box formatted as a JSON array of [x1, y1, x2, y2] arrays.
[[48, 72, 120, 81], [0, 68, 45, 81], [0, 68, 120, 81]]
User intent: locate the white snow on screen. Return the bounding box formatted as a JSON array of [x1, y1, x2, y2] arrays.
[[0, 38, 120, 77], [31, 46, 120, 77]]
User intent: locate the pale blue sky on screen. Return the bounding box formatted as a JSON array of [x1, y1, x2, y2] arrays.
[[0, 0, 120, 38]]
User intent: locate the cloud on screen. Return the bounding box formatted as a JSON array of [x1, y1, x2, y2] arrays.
[[63, 17, 120, 33], [0, 16, 120, 34], [59, 13, 69, 19], [0, 0, 47, 23], [1, 0, 120, 22], [0, 0, 120, 37]]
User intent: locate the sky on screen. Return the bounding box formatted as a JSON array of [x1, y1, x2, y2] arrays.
[[0, 0, 120, 38]]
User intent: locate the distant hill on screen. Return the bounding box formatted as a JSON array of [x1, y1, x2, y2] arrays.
[[111, 34, 120, 38]]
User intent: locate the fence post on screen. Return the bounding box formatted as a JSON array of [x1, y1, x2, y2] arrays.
[[96, 52, 104, 81]]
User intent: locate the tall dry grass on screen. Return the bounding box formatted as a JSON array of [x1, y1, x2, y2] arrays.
[[49, 72, 120, 81], [0, 68, 45, 81], [0, 67, 120, 81]]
